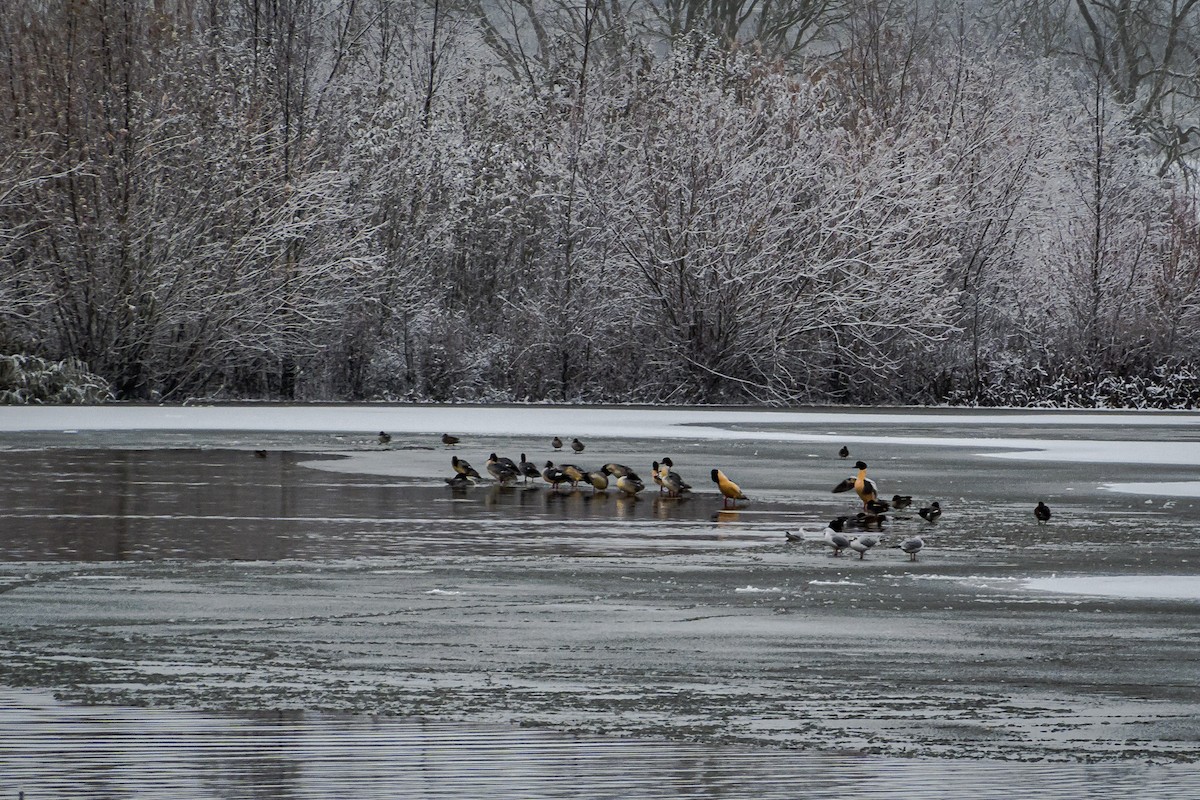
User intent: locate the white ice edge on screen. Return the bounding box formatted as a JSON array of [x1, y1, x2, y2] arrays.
[[1022, 575, 1200, 601], [910, 573, 1200, 600], [1, 405, 1199, 466], [1100, 480, 1200, 497]]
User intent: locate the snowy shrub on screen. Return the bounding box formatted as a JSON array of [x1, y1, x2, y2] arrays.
[[0, 354, 113, 405], [942, 361, 1200, 409]]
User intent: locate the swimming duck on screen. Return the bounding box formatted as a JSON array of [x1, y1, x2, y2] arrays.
[[711, 469, 747, 508], [585, 470, 609, 493], [552, 436, 563, 450], [451, 456, 481, 480], [518, 453, 541, 483], [254, 450, 268, 459], [849, 533, 880, 559], [559, 463, 586, 488], [441, 433, 460, 448], [444, 473, 473, 488], [486, 454, 519, 485], [900, 535, 924, 561], [662, 472, 689, 498], [839, 445, 850, 458], [571, 438, 585, 454], [853, 511, 887, 531], [823, 517, 853, 556], [864, 498, 890, 514], [378, 432, 392, 445], [616, 471, 645, 496], [1034, 501, 1051, 523], [891, 495, 912, 510], [659, 458, 691, 497], [918, 501, 942, 522], [542, 461, 570, 491]]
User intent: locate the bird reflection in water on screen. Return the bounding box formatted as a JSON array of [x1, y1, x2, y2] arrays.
[[561, 489, 587, 515], [517, 485, 539, 507], [445, 474, 473, 492], [652, 494, 688, 520], [485, 484, 516, 508], [543, 487, 572, 509], [582, 491, 609, 509], [614, 494, 639, 519], [711, 509, 740, 525]]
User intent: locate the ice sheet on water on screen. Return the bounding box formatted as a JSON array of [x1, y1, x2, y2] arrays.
[[6, 404, 1200, 776], [3, 405, 1198, 466], [1022, 575, 1200, 600], [1101, 480, 1200, 498]]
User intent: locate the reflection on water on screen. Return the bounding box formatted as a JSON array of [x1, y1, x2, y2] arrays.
[[0, 449, 777, 562], [4, 688, 1199, 800], [712, 509, 742, 525]]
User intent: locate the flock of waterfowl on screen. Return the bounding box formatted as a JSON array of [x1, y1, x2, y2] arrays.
[[781, 456, 941, 561], [430, 433, 750, 508], [790, 452, 1052, 562], [373, 432, 1052, 563]]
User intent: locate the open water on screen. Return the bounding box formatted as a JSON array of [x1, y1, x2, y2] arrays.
[[2, 408, 1199, 797]]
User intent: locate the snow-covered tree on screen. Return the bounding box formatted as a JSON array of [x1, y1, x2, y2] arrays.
[[2, 0, 1198, 406]]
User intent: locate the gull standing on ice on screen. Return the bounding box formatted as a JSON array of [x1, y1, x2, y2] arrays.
[[900, 535, 924, 561], [823, 518, 853, 556], [849, 534, 880, 559]]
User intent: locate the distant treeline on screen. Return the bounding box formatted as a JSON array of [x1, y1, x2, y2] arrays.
[[2, 0, 1199, 407]]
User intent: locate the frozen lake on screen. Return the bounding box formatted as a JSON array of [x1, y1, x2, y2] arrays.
[[2, 404, 1200, 797]]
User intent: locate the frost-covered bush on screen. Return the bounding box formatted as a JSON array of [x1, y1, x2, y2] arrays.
[[0, 354, 113, 404], [943, 362, 1200, 409]]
